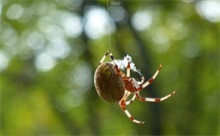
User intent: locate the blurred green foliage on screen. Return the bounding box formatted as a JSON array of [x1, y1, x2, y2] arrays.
[[0, 0, 219, 135]]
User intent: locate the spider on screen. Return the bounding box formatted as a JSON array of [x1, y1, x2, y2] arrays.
[[94, 50, 176, 124]]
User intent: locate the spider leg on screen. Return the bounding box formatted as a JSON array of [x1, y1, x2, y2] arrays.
[[141, 63, 163, 89], [109, 51, 127, 78], [125, 94, 136, 105], [98, 50, 126, 78], [123, 59, 136, 106], [135, 90, 176, 102], [109, 51, 115, 62], [99, 50, 110, 65], [126, 56, 131, 77], [137, 76, 145, 84], [119, 91, 145, 124]]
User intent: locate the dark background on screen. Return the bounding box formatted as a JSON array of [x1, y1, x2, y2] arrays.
[[1, 0, 219, 135]]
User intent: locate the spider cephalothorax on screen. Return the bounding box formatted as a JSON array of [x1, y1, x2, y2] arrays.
[[94, 50, 176, 124]]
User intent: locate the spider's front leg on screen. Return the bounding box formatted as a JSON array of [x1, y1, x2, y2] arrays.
[[98, 49, 120, 65], [98, 50, 111, 65], [140, 63, 163, 89]]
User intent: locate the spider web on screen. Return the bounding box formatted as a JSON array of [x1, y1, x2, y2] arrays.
[[114, 55, 142, 76]]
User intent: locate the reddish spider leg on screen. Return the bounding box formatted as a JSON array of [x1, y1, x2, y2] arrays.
[[135, 64, 176, 102], [135, 90, 176, 103], [125, 64, 163, 105], [141, 63, 163, 88], [126, 64, 176, 105], [124, 61, 162, 106], [120, 60, 176, 124], [119, 58, 146, 124]]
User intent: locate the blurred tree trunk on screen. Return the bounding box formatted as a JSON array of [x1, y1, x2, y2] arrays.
[[79, 0, 101, 134]]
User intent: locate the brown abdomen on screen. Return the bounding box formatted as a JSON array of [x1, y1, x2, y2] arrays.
[[94, 62, 125, 102]]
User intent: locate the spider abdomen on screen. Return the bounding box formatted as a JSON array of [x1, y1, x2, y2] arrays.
[[94, 62, 125, 102]]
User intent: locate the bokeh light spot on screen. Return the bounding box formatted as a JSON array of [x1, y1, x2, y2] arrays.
[[84, 6, 115, 39], [35, 52, 56, 72], [6, 4, 24, 20], [48, 40, 70, 59], [61, 13, 82, 38], [196, 0, 220, 22], [109, 6, 127, 23], [131, 10, 152, 31], [0, 51, 9, 71], [181, 42, 200, 58]]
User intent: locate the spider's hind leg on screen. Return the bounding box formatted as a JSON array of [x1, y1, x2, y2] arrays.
[[125, 94, 136, 106], [119, 91, 145, 124]]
